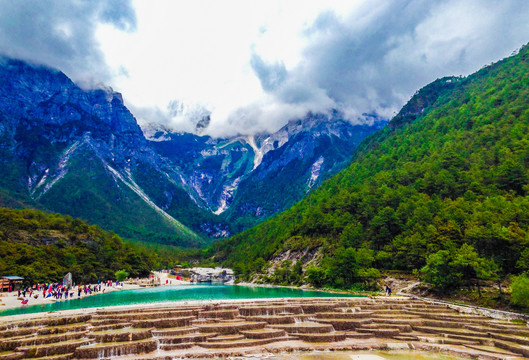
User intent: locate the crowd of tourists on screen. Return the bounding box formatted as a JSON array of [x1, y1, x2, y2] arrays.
[[16, 280, 123, 304]]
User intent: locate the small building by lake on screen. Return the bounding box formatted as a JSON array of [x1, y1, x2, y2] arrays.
[[1, 276, 24, 292]]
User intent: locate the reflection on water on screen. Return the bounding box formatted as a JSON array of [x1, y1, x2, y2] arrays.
[[0, 284, 360, 317]]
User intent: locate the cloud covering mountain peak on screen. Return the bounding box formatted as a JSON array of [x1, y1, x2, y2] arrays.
[[1, 0, 528, 138]]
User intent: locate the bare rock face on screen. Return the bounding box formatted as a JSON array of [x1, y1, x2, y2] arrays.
[[149, 112, 386, 232]]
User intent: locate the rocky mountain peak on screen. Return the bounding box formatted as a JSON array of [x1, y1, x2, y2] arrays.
[[0, 56, 387, 242]]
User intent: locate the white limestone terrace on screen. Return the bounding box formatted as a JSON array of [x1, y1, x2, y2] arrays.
[[0, 296, 527, 359]]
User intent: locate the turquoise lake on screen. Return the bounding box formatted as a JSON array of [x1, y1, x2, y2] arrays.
[[0, 285, 361, 317]]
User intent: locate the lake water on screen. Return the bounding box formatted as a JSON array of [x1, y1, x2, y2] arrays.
[[0, 284, 361, 317]]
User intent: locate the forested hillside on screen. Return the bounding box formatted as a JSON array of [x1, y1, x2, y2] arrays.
[[0, 58, 213, 248], [210, 44, 529, 291], [0, 208, 158, 284]]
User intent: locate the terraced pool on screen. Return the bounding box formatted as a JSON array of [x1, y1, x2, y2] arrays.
[[278, 352, 465, 359]]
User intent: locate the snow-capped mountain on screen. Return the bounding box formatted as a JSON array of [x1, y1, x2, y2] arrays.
[[0, 57, 386, 243], [147, 112, 386, 231]]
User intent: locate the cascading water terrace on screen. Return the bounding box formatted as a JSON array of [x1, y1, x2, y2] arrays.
[[0, 297, 528, 359]]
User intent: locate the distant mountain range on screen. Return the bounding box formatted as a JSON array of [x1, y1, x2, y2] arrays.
[[145, 112, 385, 233], [211, 43, 529, 289], [0, 57, 386, 246]]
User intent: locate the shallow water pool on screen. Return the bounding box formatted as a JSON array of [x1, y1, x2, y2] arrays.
[[277, 351, 465, 360]]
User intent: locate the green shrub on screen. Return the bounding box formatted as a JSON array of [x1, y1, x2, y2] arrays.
[[306, 266, 326, 288], [115, 269, 130, 282], [510, 274, 529, 307]]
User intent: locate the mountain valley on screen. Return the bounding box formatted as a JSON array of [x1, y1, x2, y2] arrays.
[[0, 57, 385, 246]]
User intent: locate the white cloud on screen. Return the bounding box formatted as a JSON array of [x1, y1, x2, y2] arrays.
[[1, 0, 529, 138], [0, 0, 136, 85]]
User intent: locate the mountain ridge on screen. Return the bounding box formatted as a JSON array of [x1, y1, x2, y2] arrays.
[[0, 56, 385, 244], [147, 112, 385, 231], [0, 56, 207, 247]]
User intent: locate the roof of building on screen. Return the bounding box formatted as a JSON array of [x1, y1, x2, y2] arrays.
[[2, 276, 24, 280]]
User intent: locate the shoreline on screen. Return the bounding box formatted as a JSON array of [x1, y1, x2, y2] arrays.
[[0, 273, 366, 317], [235, 281, 368, 296], [0, 272, 366, 313], [0, 285, 363, 321]]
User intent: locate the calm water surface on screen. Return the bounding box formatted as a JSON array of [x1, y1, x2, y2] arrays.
[[0, 284, 361, 317]]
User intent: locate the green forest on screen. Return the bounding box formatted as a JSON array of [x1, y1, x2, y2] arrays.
[[3, 41, 529, 309], [0, 208, 159, 284], [205, 44, 529, 299]]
